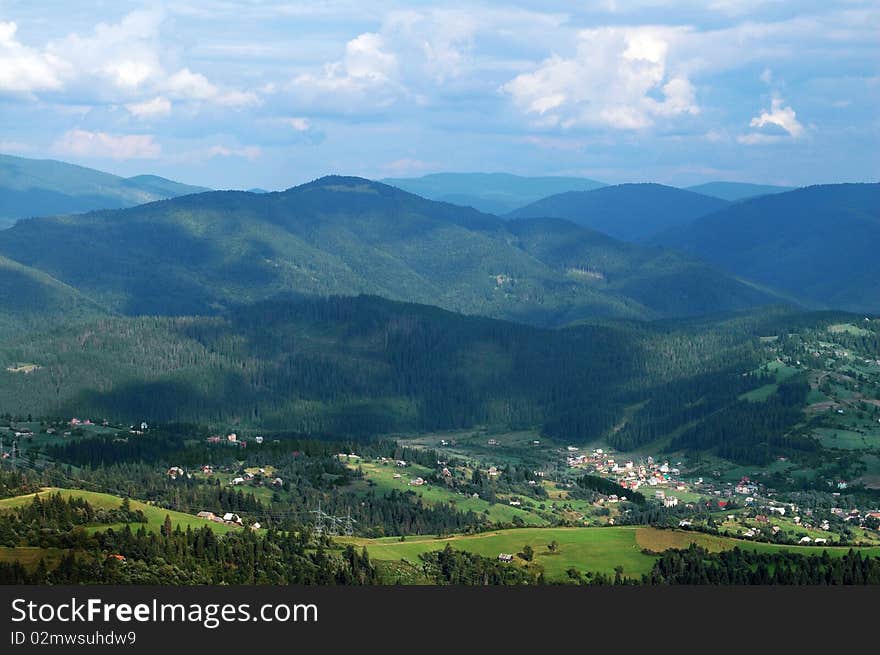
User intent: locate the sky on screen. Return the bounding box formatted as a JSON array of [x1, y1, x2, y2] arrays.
[[0, 1, 878, 190]]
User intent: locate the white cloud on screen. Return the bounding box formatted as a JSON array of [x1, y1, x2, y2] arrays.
[[748, 97, 804, 136], [53, 129, 161, 160], [125, 96, 172, 118], [292, 32, 401, 107], [2, 11, 258, 115], [285, 117, 311, 131], [0, 21, 65, 93], [502, 26, 699, 130], [46, 9, 165, 93]]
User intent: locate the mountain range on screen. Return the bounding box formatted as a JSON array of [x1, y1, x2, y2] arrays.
[[685, 181, 795, 201], [654, 183, 880, 312], [0, 176, 783, 330], [380, 172, 606, 214], [0, 153, 209, 229], [506, 183, 730, 241]]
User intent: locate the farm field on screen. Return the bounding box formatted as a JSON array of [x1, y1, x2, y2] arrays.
[[343, 526, 880, 582], [0, 488, 241, 535], [342, 458, 547, 526]]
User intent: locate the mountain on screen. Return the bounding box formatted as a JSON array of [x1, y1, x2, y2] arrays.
[[380, 172, 605, 215], [0, 154, 210, 228], [0, 293, 850, 467], [507, 217, 779, 320], [0, 255, 107, 338], [507, 183, 729, 242], [686, 181, 796, 202], [0, 176, 782, 326], [654, 183, 880, 312]]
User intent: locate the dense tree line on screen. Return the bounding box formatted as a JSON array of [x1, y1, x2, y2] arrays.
[[647, 544, 880, 585], [0, 525, 378, 585]]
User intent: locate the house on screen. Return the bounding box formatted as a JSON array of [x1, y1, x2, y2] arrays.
[[509, 500, 521, 506], [197, 511, 216, 520], [393, 473, 402, 479], [409, 477, 425, 486], [814, 538, 828, 544], [207, 436, 221, 444], [395, 460, 407, 467], [663, 496, 678, 508], [679, 520, 693, 527], [227, 433, 237, 443], [255, 436, 264, 444], [231, 477, 245, 485], [799, 536, 812, 544], [441, 467, 452, 477], [498, 553, 513, 562], [250, 522, 261, 531], [166, 466, 185, 479], [272, 477, 284, 487], [222, 513, 242, 525], [108, 554, 126, 562], [487, 439, 499, 446]]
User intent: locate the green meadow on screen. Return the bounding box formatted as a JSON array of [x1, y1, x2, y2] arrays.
[[342, 526, 880, 582], [0, 487, 240, 535]]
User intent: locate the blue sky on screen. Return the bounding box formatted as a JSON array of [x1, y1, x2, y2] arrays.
[[1, 1, 877, 190]]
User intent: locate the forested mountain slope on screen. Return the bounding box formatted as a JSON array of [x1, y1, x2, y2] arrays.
[[0, 176, 781, 325]]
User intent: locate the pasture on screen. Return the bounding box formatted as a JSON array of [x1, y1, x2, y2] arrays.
[[0, 487, 240, 535]]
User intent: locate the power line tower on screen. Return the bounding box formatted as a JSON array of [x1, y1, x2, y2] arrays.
[[342, 508, 357, 537], [309, 502, 330, 537]]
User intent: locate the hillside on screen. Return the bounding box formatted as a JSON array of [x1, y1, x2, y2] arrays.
[[381, 172, 605, 215], [0, 294, 868, 469], [0, 154, 209, 228], [0, 176, 779, 325], [507, 183, 729, 242], [508, 218, 779, 319], [686, 181, 795, 202], [0, 255, 107, 339], [654, 184, 880, 312]]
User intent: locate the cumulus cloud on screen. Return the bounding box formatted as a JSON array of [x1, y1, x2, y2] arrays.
[[2, 11, 258, 115], [738, 96, 804, 144], [164, 68, 259, 107], [53, 129, 161, 160], [502, 26, 699, 130], [0, 21, 65, 93], [749, 97, 804, 136], [125, 96, 172, 119], [292, 32, 401, 107]]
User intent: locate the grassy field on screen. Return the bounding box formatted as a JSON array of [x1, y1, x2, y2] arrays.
[[0, 488, 240, 535], [343, 459, 547, 526], [342, 527, 657, 580], [342, 526, 880, 582], [0, 546, 67, 571]]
